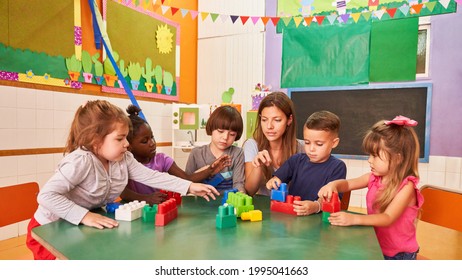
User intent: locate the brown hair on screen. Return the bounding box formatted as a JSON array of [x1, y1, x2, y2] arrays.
[[363, 121, 420, 213], [206, 105, 243, 140], [252, 92, 298, 180], [64, 100, 131, 155], [305, 110, 340, 137]]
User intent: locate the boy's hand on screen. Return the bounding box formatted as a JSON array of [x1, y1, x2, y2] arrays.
[[81, 212, 119, 229], [266, 176, 281, 190], [252, 150, 272, 167], [293, 200, 319, 216], [188, 183, 220, 201], [210, 154, 231, 176]]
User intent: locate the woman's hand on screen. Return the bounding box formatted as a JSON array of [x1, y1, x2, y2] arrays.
[[81, 212, 119, 229], [266, 176, 281, 190], [188, 183, 220, 201], [252, 150, 272, 168]]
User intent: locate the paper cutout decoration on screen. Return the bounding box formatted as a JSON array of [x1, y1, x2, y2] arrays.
[[156, 24, 174, 54]]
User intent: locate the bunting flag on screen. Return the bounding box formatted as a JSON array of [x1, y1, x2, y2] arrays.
[[142, 0, 457, 29]]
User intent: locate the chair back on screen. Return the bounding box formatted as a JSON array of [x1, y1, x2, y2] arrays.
[[340, 191, 351, 211], [0, 182, 39, 227], [419, 185, 462, 232]]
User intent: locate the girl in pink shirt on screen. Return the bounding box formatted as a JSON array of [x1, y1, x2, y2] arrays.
[[318, 115, 424, 260]]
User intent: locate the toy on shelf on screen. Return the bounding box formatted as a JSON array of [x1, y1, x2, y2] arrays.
[[142, 204, 158, 223], [322, 192, 341, 223], [241, 210, 263, 222], [115, 200, 146, 221], [105, 202, 121, 213], [270, 195, 301, 216], [221, 188, 238, 204], [155, 198, 178, 226], [270, 183, 289, 202], [225, 192, 255, 217], [160, 190, 182, 205], [216, 205, 237, 229]]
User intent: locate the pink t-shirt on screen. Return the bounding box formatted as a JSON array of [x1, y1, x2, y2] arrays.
[[126, 153, 174, 195], [366, 174, 424, 257]]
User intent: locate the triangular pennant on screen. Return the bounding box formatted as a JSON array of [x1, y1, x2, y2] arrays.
[[304, 16, 313, 26], [190, 10, 198, 20], [171, 7, 179, 16], [412, 4, 424, 14], [399, 5, 410, 16], [315, 16, 325, 25], [210, 13, 219, 22], [161, 0, 165, 4], [374, 9, 385, 19], [293, 17, 303, 27], [340, 14, 350, 23], [261, 16, 270, 26], [362, 11, 372, 21], [240, 16, 250, 25], [351, 12, 361, 23], [160, 5, 169, 15], [439, 0, 451, 9], [327, 14, 337, 25], [200, 12, 209, 21], [230, 15, 239, 23], [425, 1, 437, 12], [282, 17, 292, 27], [152, 4, 161, 13], [387, 8, 397, 18], [270, 17, 280, 26], [220, 14, 228, 22], [180, 8, 189, 18], [251, 16, 260, 25]]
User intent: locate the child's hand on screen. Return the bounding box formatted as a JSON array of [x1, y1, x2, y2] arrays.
[[210, 154, 232, 176], [266, 176, 281, 190], [81, 212, 119, 229], [328, 212, 356, 226], [318, 183, 336, 202], [293, 200, 319, 216], [188, 183, 220, 201], [144, 192, 168, 205], [252, 150, 272, 168]]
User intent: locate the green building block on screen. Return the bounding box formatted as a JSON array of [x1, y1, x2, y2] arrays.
[[216, 205, 237, 229], [142, 204, 158, 223], [226, 192, 254, 217]]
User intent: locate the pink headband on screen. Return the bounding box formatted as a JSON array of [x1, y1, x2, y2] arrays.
[[384, 115, 418, 127]]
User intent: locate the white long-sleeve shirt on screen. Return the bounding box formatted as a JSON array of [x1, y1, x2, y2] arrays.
[[34, 148, 191, 225]]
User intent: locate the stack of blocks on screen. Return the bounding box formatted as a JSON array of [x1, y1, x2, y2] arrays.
[[115, 200, 146, 221], [270, 183, 301, 216], [216, 205, 237, 229], [225, 192, 254, 217], [160, 190, 182, 205], [221, 188, 238, 204], [322, 192, 340, 223], [155, 198, 178, 226]]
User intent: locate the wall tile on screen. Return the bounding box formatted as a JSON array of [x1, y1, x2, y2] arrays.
[[17, 129, 37, 149], [427, 171, 445, 186], [17, 155, 37, 175], [0, 156, 18, 178], [445, 172, 460, 189], [16, 108, 36, 129], [0, 107, 17, 129], [36, 129, 54, 148], [445, 157, 461, 173], [428, 156, 446, 172], [36, 154, 55, 173], [36, 90, 54, 110], [16, 87, 36, 109], [0, 88, 17, 108], [0, 129, 18, 149], [36, 109, 54, 129]]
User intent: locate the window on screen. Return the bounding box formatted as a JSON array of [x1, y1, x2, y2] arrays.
[[417, 17, 431, 78]]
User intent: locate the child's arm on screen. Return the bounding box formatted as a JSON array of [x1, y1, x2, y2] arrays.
[[266, 176, 282, 190], [293, 200, 321, 216], [119, 188, 168, 205], [329, 181, 417, 227], [318, 173, 370, 202], [168, 154, 231, 182], [187, 183, 220, 201], [81, 212, 119, 229]]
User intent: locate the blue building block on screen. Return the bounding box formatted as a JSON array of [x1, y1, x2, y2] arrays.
[[270, 183, 288, 202], [221, 188, 238, 204], [105, 202, 121, 213], [204, 172, 225, 187], [216, 205, 237, 229], [142, 204, 158, 223]]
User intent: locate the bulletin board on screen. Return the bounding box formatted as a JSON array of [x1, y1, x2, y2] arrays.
[[289, 83, 432, 162]]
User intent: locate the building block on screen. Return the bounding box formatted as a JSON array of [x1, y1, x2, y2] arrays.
[[226, 192, 254, 217], [241, 210, 263, 222], [203, 172, 225, 187], [115, 200, 146, 221], [105, 202, 121, 213], [216, 205, 237, 229], [270, 195, 301, 216], [142, 204, 158, 223], [270, 183, 288, 202], [155, 198, 178, 226], [322, 192, 341, 223], [160, 190, 182, 205], [221, 188, 238, 204]]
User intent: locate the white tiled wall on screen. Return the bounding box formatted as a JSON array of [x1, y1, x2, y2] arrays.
[[0, 84, 173, 241]]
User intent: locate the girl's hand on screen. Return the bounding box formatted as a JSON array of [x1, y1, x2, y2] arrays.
[[318, 183, 336, 202], [252, 150, 272, 168], [328, 212, 356, 226], [266, 176, 281, 190], [144, 192, 168, 205], [188, 183, 220, 201], [210, 154, 232, 176], [81, 212, 119, 229], [293, 200, 319, 216]]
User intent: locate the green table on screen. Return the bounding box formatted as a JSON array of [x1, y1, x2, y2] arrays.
[[32, 195, 383, 260]]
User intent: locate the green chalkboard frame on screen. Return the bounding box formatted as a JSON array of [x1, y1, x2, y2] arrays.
[[288, 82, 432, 162]]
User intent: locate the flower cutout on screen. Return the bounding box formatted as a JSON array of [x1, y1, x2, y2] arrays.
[[43, 73, 50, 80], [384, 115, 418, 127], [26, 70, 34, 78]]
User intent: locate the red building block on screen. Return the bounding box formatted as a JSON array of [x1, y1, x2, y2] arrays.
[[160, 190, 182, 205], [270, 195, 301, 216], [322, 192, 340, 222], [155, 198, 178, 226]]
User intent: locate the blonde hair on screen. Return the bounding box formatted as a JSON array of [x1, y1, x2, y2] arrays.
[[363, 121, 420, 212], [64, 100, 130, 155], [252, 92, 298, 180]]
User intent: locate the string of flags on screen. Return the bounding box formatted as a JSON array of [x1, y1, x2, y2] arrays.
[[128, 0, 460, 27]]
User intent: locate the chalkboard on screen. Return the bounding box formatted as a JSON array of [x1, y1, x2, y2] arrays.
[[288, 83, 432, 162]]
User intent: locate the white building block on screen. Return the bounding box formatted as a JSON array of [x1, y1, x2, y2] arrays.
[[115, 200, 146, 221]]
